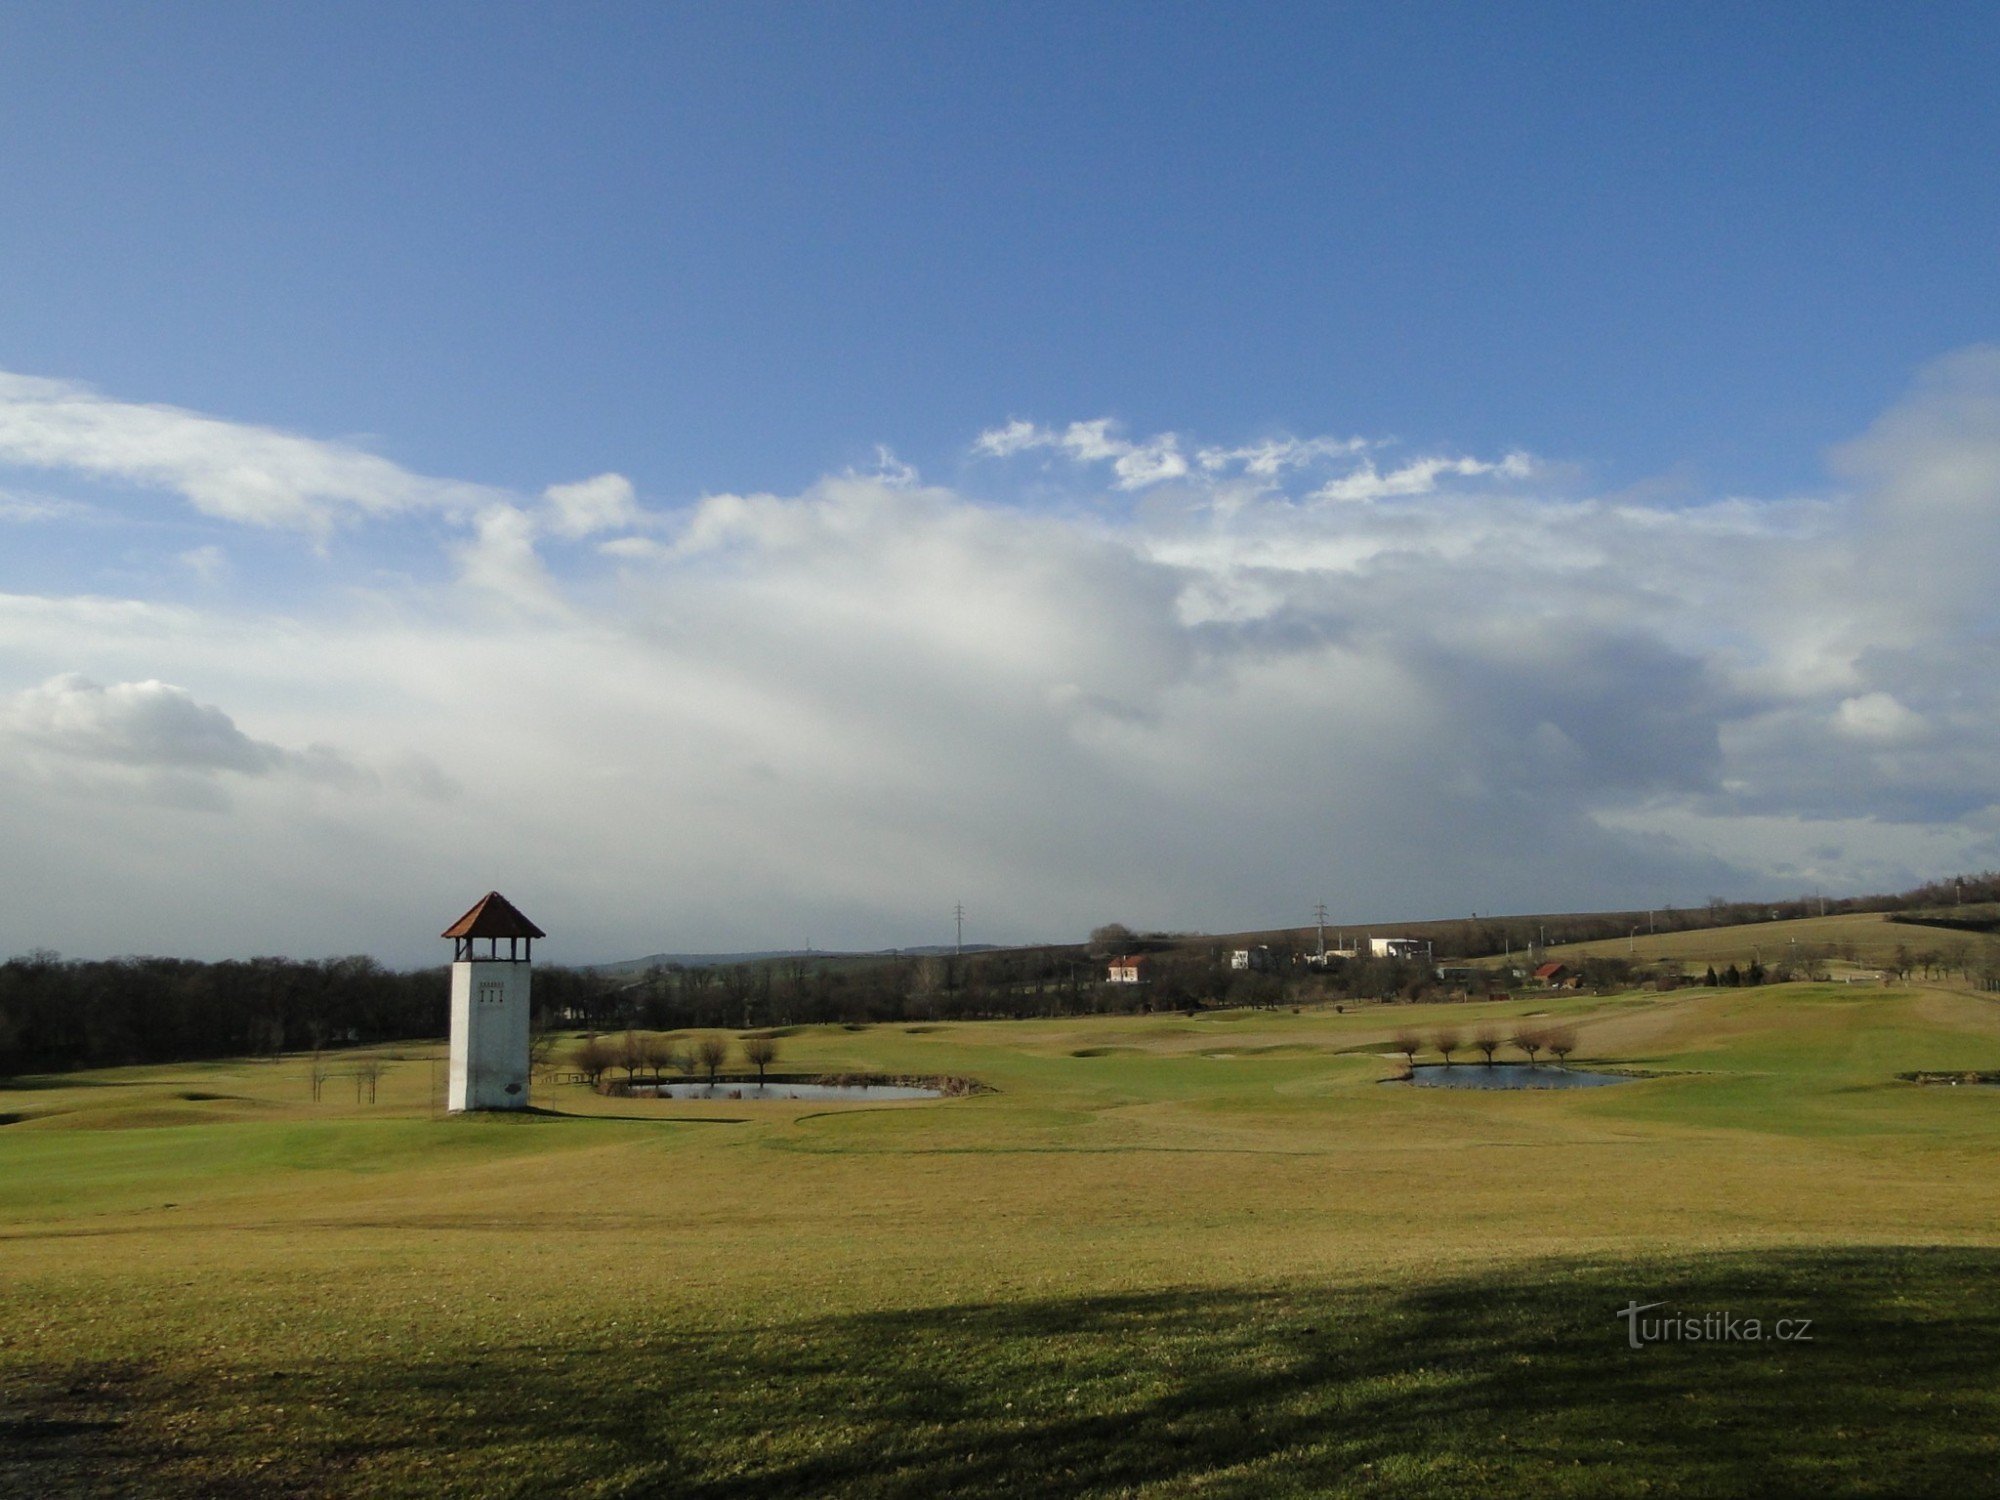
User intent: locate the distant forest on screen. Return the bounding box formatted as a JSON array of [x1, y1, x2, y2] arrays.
[[5, 872, 1998, 1077]]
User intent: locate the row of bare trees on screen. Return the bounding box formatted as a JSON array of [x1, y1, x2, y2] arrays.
[[567, 1030, 781, 1089], [1390, 1025, 1579, 1069], [308, 1051, 389, 1102]]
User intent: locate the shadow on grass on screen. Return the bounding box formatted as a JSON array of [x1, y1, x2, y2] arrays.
[[429, 1105, 750, 1127], [11, 1246, 2000, 1498]]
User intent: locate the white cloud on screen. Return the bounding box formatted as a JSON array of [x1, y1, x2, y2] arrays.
[[1110, 439, 1188, 489], [857, 445, 920, 488], [1194, 436, 1370, 476], [1056, 418, 1128, 464], [971, 417, 1189, 489], [178, 545, 229, 585], [0, 487, 92, 522], [541, 472, 641, 538], [0, 371, 505, 535], [2, 673, 285, 774], [1311, 451, 1535, 503], [4, 354, 2000, 961], [976, 414, 1532, 502], [453, 504, 565, 614], [1833, 692, 1926, 743], [970, 419, 1044, 458]]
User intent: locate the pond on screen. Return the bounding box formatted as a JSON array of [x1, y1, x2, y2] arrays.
[[636, 1082, 943, 1102], [1397, 1063, 1634, 1090], [1902, 1071, 2000, 1087]]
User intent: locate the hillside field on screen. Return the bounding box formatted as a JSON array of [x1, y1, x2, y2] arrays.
[[5, 983, 2000, 1496], [1537, 908, 1985, 972]]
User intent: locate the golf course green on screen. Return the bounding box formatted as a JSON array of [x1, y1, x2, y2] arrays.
[[4, 982, 1998, 1496]]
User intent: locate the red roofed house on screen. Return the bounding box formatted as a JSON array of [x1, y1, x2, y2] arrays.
[[1106, 954, 1151, 984], [1533, 961, 1577, 988]]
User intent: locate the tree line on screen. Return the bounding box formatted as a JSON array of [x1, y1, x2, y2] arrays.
[[565, 1030, 779, 1089], [1389, 1025, 1580, 1070], [12, 869, 2000, 1076], [0, 941, 1476, 1076], [0, 952, 447, 1076]]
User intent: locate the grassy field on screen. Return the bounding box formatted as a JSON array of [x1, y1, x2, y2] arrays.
[[1539, 908, 1988, 972], [5, 983, 2000, 1496]]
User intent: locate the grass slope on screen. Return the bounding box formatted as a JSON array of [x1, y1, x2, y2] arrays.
[[4, 984, 1999, 1496], [1541, 910, 1985, 971]]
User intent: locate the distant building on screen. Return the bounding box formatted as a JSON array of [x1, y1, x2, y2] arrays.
[[1107, 954, 1150, 984], [1532, 961, 1577, 988], [1230, 945, 1276, 972], [1368, 937, 1427, 960]]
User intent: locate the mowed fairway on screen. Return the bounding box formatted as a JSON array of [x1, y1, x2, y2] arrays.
[[5, 985, 2000, 1497]]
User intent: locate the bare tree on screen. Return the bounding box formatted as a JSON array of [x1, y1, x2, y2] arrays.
[[741, 1034, 779, 1085], [1941, 940, 1971, 982], [1390, 1031, 1422, 1072], [528, 1010, 561, 1077], [719, 966, 758, 1029], [640, 1032, 682, 1083], [617, 1029, 647, 1086], [1431, 1028, 1461, 1067], [1473, 1027, 1501, 1066], [309, 1050, 331, 1103], [572, 1035, 615, 1088], [353, 1057, 386, 1103], [694, 1034, 730, 1084], [1544, 1027, 1577, 1069], [1511, 1030, 1544, 1067]]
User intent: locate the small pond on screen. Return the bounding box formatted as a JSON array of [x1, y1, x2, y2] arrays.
[[638, 1082, 943, 1102], [1902, 1071, 2000, 1087], [1397, 1063, 1633, 1090]]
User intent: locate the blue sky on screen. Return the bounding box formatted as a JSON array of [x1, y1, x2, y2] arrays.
[[3, 5, 1999, 962], [7, 4, 1997, 499]]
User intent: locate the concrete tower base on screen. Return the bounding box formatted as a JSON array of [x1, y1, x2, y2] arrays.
[[447, 959, 532, 1111]]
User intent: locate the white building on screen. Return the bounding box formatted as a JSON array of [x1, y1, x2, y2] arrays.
[[443, 891, 544, 1112], [1368, 937, 1427, 960], [1230, 946, 1276, 972], [1106, 954, 1150, 984]]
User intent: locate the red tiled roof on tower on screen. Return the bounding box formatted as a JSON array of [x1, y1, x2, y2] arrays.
[[441, 891, 546, 940]]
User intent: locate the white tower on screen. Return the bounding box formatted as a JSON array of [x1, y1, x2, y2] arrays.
[[442, 891, 544, 1112]]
